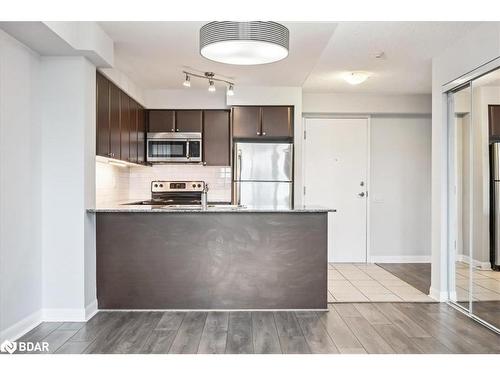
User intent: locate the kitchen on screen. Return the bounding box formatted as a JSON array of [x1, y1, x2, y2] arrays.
[[92, 71, 331, 310], [0, 15, 499, 362]]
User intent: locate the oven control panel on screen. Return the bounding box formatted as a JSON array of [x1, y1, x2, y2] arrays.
[[151, 181, 205, 192]]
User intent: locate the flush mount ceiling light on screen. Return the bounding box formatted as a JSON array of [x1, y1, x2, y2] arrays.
[[200, 21, 289, 65], [343, 71, 371, 85], [182, 71, 235, 96]]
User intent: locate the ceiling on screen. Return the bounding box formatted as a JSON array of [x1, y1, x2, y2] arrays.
[[99, 21, 482, 94]]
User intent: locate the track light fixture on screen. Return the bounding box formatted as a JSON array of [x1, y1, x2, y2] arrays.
[[182, 71, 235, 96]]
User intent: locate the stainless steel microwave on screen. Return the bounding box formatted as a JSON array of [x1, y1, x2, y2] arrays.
[[146, 132, 202, 163]]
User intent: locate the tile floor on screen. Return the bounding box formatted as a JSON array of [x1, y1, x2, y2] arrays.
[[328, 263, 435, 303], [454, 262, 500, 302]]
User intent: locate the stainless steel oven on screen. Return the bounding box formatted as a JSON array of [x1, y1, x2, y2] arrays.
[[146, 132, 202, 163]]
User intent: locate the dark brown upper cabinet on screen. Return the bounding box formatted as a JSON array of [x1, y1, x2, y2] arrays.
[[261, 106, 293, 138], [489, 105, 500, 141], [96, 72, 110, 157], [96, 72, 146, 165], [232, 106, 293, 139], [232, 106, 261, 138], [109, 83, 121, 160], [137, 106, 146, 164], [176, 110, 203, 133], [148, 110, 175, 132], [120, 92, 130, 162], [129, 98, 138, 164], [203, 110, 231, 166]]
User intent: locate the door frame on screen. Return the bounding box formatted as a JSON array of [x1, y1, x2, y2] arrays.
[[302, 115, 372, 263]]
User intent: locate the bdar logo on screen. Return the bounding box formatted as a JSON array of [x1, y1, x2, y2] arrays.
[[1, 340, 17, 354]]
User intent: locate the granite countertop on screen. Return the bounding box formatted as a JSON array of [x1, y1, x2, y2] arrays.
[[87, 200, 336, 213]]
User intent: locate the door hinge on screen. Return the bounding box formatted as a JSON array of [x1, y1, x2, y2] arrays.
[[303, 130, 306, 140]]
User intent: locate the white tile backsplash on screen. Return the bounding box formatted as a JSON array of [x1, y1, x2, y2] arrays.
[[95, 161, 130, 204], [96, 160, 232, 204], [128, 164, 232, 202]]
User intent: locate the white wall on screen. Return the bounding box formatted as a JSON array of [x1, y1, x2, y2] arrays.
[[144, 88, 227, 109], [40, 56, 96, 321], [369, 115, 432, 262], [99, 67, 146, 106], [303, 93, 431, 114], [0, 30, 42, 341], [302, 93, 432, 263], [431, 22, 500, 300]]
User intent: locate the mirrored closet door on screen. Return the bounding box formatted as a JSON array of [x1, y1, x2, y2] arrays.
[[448, 68, 500, 333]]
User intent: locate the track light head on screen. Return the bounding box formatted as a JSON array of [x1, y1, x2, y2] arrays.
[[183, 74, 191, 87], [208, 80, 216, 92]]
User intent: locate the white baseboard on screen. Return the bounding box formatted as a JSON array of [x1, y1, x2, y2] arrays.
[[456, 254, 491, 270], [429, 287, 448, 302], [0, 309, 42, 342], [369, 255, 431, 263], [85, 299, 98, 320], [42, 308, 87, 322]]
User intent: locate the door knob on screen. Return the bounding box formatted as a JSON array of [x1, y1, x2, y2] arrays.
[[358, 192, 365, 197]]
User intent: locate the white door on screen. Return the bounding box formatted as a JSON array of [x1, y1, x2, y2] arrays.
[[304, 118, 369, 262]]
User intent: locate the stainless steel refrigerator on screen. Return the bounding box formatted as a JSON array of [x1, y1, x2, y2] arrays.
[[233, 142, 293, 209], [492, 143, 500, 269]]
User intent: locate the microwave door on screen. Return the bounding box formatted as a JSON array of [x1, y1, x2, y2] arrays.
[[148, 139, 188, 162]]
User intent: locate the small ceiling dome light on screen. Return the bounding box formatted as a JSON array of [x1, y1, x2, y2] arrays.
[[343, 71, 371, 85], [208, 80, 216, 92], [227, 84, 234, 96], [183, 74, 191, 87], [200, 21, 289, 65]]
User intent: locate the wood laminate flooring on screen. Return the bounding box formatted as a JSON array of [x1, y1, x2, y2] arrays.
[[15, 303, 500, 354], [376, 263, 431, 294]]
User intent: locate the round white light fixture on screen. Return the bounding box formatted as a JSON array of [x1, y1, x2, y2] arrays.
[[343, 71, 371, 85], [200, 21, 289, 65]]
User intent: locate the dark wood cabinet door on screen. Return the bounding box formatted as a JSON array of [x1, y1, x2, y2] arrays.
[[489, 105, 500, 140], [232, 106, 260, 138], [109, 83, 121, 160], [176, 110, 202, 132], [137, 106, 146, 164], [148, 110, 175, 132], [261, 106, 293, 138], [203, 110, 230, 166], [129, 99, 138, 164], [120, 92, 130, 162], [96, 73, 110, 157]]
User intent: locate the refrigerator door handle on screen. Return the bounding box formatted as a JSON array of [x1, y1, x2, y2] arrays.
[[236, 149, 242, 181]]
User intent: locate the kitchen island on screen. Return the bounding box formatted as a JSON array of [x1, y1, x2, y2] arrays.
[[88, 204, 334, 310]]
